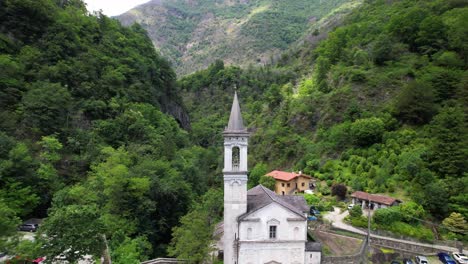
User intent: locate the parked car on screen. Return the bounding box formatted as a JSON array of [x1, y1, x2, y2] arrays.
[[5, 255, 44, 264], [416, 255, 429, 264], [18, 223, 38, 232], [438, 252, 457, 264], [32, 256, 45, 263], [453, 252, 468, 264], [0, 252, 8, 262], [403, 258, 414, 264], [348, 204, 355, 210]]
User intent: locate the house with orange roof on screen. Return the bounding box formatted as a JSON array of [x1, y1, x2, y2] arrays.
[[266, 170, 315, 195]]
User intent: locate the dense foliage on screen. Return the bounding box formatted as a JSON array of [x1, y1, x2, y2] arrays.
[[1, 0, 467, 261], [180, 0, 467, 238], [0, 0, 218, 261]]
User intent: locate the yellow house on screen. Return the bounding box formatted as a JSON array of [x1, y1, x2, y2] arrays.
[[266, 170, 314, 195]]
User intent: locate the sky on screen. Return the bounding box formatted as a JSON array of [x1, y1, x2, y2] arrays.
[[82, 0, 151, 16]]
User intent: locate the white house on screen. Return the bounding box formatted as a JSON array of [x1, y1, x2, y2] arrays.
[[222, 92, 321, 264]]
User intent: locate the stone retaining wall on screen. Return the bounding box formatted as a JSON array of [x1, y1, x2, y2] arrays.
[[321, 236, 367, 264], [370, 236, 441, 254], [141, 258, 186, 264]]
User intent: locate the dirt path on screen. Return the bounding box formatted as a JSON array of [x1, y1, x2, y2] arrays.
[[323, 207, 367, 235]]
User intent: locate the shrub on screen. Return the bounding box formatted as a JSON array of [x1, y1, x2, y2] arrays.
[[349, 205, 363, 218], [373, 207, 402, 225], [350, 216, 368, 228], [304, 194, 321, 206], [331, 184, 347, 200], [384, 222, 434, 241], [350, 117, 385, 146]]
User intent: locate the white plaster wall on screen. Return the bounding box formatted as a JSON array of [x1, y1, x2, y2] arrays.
[[224, 176, 247, 264], [239, 242, 306, 264], [238, 203, 307, 264], [305, 252, 321, 264]]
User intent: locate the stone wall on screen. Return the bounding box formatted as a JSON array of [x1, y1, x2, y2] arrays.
[[321, 237, 368, 264], [370, 236, 441, 254], [141, 258, 186, 264]]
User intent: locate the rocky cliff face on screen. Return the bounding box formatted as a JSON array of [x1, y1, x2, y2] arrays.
[[161, 98, 191, 130], [117, 0, 353, 76]]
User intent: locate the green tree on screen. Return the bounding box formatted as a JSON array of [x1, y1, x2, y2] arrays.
[[110, 235, 152, 264], [21, 81, 71, 135], [349, 205, 363, 219], [399, 201, 425, 223], [394, 81, 436, 125], [350, 117, 385, 146], [429, 105, 467, 178], [248, 163, 268, 189], [313, 56, 331, 93], [373, 207, 401, 226], [331, 184, 347, 200], [442, 212, 467, 234], [420, 180, 450, 219], [259, 175, 276, 191], [0, 200, 20, 249], [168, 189, 222, 263], [371, 34, 397, 65], [39, 204, 105, 262]]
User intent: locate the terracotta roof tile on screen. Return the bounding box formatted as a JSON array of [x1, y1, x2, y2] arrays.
[[266, 170, 312, 182], [351, 191, 401, 206]]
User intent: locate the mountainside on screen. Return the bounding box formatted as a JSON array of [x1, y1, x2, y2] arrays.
[[1, 0, 467, 262], [117, 0, 357, 75], [177, 0, 468, 249]]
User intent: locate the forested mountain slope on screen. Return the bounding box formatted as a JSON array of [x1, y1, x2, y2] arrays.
[[179, 0, 467, 228], [117, 0, 357, 75], [0, 0, 218, 261]]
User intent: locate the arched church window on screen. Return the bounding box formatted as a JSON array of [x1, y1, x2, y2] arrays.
[[232, 146, 240, 171]]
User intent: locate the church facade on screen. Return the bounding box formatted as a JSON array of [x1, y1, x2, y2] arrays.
[[222, 93, 321, 264]]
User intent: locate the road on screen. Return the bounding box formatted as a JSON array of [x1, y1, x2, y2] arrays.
[[323, 207, 467, 254]]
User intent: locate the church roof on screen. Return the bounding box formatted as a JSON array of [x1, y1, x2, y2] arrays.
[[225, 91, 246, 133], [238, 185, 308, 221]]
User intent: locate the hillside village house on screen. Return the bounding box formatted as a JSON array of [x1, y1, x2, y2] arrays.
[[351, 191, 402, 210], [266, 170, 315, 195], [221, 92, 322, 264]]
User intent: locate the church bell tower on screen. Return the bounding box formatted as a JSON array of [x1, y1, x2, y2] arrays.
[[223, 91, 249, 264]]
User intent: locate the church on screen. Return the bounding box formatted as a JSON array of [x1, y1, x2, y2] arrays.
[[222, 92, 321, 264]]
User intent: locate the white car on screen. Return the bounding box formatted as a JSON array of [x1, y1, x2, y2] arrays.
[[453, 252, 468, 264], [416, 255, 429, 264], [0, 252, 9, 263], [347, 204, 355, 210]]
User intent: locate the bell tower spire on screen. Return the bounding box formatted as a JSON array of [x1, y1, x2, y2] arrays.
[[226, 91, 245, 132], [223, 92, 249, 264]]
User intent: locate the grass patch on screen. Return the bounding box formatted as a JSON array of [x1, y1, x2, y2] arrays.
[[380, 247, 394, 254], [330, 229, 366, 240], [322, 245, 333, 256]]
